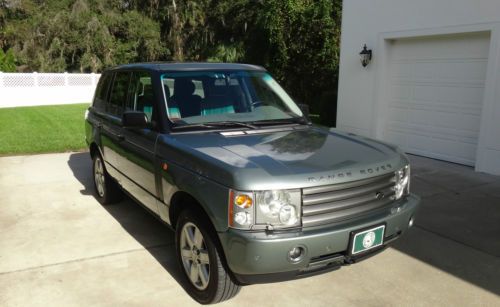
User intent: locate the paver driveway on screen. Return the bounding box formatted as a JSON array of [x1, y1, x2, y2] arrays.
[[0, 152, 499, 306]]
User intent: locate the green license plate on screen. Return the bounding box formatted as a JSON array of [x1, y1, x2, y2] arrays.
[[350, 225, 385, 255]]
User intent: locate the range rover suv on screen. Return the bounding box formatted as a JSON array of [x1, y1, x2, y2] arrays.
[[85, 63, 420, 304]]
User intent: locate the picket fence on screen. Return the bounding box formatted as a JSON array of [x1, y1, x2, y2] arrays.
[[0, 72, 100, 108]]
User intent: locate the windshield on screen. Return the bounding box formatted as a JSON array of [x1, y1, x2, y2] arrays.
[[160, 70, 303, 126]]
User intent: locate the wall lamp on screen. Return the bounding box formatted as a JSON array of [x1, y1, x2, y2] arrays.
[[359, 44, 372, 67]]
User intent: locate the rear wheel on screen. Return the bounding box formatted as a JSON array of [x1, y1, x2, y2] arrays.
[[92, 154, 122, 204], [176, 210, 241, 304]]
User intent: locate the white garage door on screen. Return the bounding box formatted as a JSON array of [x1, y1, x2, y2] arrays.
[[384, 32, 490, 166]]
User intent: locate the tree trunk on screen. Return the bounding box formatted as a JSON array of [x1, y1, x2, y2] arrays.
[[171, 0, 184, 61]]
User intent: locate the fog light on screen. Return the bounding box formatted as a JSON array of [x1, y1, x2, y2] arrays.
[[391, 206, 402, 215], [288, 246, 305, 263], [409, 216, 415, 228]]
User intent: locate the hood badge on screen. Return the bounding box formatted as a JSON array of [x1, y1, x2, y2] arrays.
[[375, 192, 385, 200], [308, 163, 393, 183]]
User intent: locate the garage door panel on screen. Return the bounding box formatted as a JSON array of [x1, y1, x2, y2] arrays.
[[413, 85, 484, 106], [425, 110, 461, 130], [407, 109, 428, 126], [391, 33, 490, 60], [388, 104, 482, 133], [392, 60, 487, 82], [435, 60, 488, 81], [389, 120, 480, 142], [406, 134, 476, 164], [460, 113, 482, 131], [413, 62, 435, 79], [384, 33, 489, 166], [425, 110, 478, 132], [386, 121, 480, 165]]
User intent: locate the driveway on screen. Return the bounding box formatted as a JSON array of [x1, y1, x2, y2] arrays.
[[0, 152, 499, 306]]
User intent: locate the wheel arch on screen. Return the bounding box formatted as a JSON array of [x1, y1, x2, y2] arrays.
[[170, 190, 241, 288], [89, 142, 103, 159], [169, 191, 214, 231]]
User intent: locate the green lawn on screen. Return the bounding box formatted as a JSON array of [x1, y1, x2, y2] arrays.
[[0, 103, 89, 155]]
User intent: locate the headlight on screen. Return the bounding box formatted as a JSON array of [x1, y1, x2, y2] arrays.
[[393, 165, 410, 200], [255, 190, 301, 228], [229, 189, 301, 230]]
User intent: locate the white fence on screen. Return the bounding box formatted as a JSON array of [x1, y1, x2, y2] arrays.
[[0, 72, 101, 108]]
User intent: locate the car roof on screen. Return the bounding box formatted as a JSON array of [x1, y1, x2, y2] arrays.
[[106, 62, 266, 72]]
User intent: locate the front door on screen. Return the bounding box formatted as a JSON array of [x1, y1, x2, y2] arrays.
[[115, 71, 160, 214]]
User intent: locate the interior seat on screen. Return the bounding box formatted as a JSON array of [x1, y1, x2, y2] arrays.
[[137, 83, 154, 122], [201, 81, 235, 115], [170, 79, 202, 118]]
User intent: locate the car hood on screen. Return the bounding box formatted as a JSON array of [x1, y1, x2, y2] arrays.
[[157, 126, 408, 190]]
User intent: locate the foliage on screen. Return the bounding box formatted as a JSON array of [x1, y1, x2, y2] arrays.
[[0, 0, 342, 125], [1, 0, 165, 72], [0, 47, 15, 71], [206, 0, 342, 122]]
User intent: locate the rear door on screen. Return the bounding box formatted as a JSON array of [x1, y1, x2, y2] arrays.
[[100, 71, 130, 173], [114, 71, 160, 214], [86, 72, 112, 149]]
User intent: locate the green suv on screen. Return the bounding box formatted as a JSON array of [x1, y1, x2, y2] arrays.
[[85, 63, 419, 304]]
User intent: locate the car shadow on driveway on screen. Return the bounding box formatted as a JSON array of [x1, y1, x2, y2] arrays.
[[67, 152, 187, 292], [392, 155, 500, 296], [68, 152, 500, 297]]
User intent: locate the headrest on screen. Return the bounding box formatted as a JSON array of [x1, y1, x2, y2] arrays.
[[142, 84, 153, 98], [207, 79, 229, 96], [174, 78, 195, 96]]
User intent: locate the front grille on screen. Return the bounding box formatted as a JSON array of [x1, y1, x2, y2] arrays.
[[302, 173, 396, 228]]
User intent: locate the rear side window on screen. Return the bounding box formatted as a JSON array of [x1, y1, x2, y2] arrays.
[[108, 72, 131, 117], [93, 73, 112, 111]]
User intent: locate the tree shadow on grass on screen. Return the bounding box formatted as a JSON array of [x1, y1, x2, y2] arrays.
[[67, 152, 188, 293]]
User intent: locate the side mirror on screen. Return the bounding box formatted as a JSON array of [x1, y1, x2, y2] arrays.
[[122, 111, 148, 128], [298, 103, 310, 118]]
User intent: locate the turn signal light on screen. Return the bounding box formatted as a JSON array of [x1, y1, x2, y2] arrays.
[[235, 194, 253, 208]]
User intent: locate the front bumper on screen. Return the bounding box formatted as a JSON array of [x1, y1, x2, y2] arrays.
[[218, 194, 420, 284]]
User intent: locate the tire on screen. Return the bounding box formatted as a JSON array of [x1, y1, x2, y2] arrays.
[[175, 210, 241, 304], [92, 154, 122, 205]]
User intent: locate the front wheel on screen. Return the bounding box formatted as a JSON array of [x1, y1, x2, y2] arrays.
[[176, 210, 241, 304]]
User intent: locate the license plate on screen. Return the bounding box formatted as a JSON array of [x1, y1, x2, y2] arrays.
[[350, 225, 385, 255]]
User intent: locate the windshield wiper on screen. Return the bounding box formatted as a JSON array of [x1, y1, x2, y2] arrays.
[[206, 121, 259, 129], [172, 121, 258, 131], [250, 117, 310, 126]]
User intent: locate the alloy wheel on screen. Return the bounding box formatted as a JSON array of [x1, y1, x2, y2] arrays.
[[94, 157, 105, 197], [179, 222, 210, 290]]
